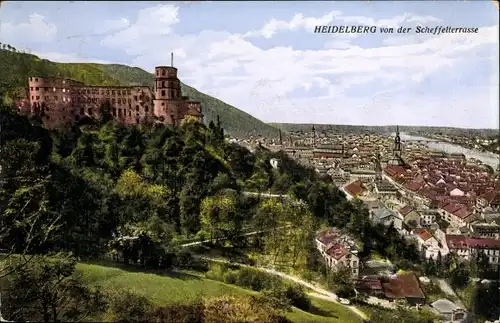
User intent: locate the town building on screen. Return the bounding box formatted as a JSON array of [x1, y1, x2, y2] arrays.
[[315, 228, 359, 277], [20, 57, 203, 129], [430, 299, 467, 323], [446, 235, 500, 264], [381, 272, 425, 305]]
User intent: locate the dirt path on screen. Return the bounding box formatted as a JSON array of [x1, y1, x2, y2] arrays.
[[437, 279, 465, 308], [198, 256, 369, 320]]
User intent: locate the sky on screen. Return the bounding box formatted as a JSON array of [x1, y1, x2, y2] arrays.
[[0, 1, 498, 129]]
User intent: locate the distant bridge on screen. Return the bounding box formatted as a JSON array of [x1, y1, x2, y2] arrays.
[[402, 139, 437, 144]]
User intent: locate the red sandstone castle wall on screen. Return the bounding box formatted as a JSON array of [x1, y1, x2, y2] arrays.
[[26, 64, 203, 129]]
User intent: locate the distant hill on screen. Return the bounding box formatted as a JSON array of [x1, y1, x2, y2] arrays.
[[270, 123, 498, 137], [0, 48, 279, 138]]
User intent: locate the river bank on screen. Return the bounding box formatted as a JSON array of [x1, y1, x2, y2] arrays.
[[398, 133, 499, 169]]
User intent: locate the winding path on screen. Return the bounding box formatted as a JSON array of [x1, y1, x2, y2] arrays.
[[197, 256, 369, 321]]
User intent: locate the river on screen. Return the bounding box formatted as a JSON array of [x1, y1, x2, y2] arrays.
[[395, 133, 499, 169]]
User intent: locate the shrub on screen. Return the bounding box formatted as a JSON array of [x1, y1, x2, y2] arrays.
[[203, 295, 291, 323], [106, 290, 152, 323], [148, 302, 204, 323], [284, 285, 311, 311]]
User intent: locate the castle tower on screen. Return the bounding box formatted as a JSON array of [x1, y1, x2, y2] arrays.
[[153, 53, 183, 125]]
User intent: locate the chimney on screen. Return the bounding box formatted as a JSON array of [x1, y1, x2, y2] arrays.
[[171, 53, 174, 67]]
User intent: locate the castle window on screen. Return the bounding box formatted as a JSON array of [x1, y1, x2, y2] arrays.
[[117, 90, 121, 95], [134, 95, 137, 101], [129, 111, 131, 117], [112, 108, 116, 116], [54, 96, 58, 101], [161, 102, 165, 106], [118, 98, 121, 104], [35, 87, 39, 91], [156, 70, 159, 76], [136, 106, 139, 112], [107, 90, 110, 95], [112, 90, 116, 95], [112, 98, 116, 103], [80, 108, 84, 115], [127, 90, 131, 95], [128, 98, 131, 104], [118, 109, 122, 116], [161, 90, 165, 96], [162, 70, 165, 76], [88, 108, 93, 115], [145, 106, 148, 112], [36, 96, 40, 100], [31, 96, 34, 100], [35, 78, 38, 81], [162, 81, 165, 88]]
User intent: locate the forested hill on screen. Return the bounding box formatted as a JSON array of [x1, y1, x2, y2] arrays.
[[0, 48, 279, 138]]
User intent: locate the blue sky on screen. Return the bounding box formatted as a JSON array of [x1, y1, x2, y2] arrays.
[[0, 1, 498, 128]]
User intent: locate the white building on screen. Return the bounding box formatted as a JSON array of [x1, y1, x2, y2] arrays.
[[315, 228, 359, 277]]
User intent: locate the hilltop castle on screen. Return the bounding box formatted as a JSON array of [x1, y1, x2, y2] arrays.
[[17, 55, 203, 129]]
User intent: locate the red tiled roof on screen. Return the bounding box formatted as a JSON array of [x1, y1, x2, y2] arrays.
[[452, 207, 474, 219], [356, 279, 382, 291], [385, 165, 405, 177], [481, 189, 500, 204], [398, 205, 414, 216], [446, 235, 468, 249], [441, 203, 463, 214], [412, 228, 433, 241], [344, 181, 365, 197], [466, 238, 500, 249], [325, 243, 349, 260], [382, 272, 425, 300], [316, 229, 340, 245], [407, 181, 424, 192]]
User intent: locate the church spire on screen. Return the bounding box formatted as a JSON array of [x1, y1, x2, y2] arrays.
[[312, 125, 316, 147]]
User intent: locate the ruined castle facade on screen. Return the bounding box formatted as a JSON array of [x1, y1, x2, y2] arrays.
[[20, 64, 202, 129]]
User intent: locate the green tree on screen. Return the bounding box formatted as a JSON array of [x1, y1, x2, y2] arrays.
[[0, 254, 106, 323], [199, 194, 239, 243]]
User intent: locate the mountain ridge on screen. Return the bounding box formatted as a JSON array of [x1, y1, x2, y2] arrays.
[[0, 48, 279, 138]]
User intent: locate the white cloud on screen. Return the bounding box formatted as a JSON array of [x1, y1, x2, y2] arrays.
[[3, 5, 497, 128], [97, 5, 498, 127], [0, 13, 57, 43], [244, 11, 342, 39], [244, 11, 442, 39], [31, 51, 114, 64], [96, 18, 130, 34]]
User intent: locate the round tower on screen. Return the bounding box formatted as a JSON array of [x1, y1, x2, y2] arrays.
[[153, 65, 183, 125]]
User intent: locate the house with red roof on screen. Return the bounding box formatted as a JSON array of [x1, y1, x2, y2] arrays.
[[382, 272, 425, 305], [478, 189, 500, 211], [315, 228, 360, 277], [342, 180, 366, 200], [446, 234, 500, 264], [411, 228, 442, 259]]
